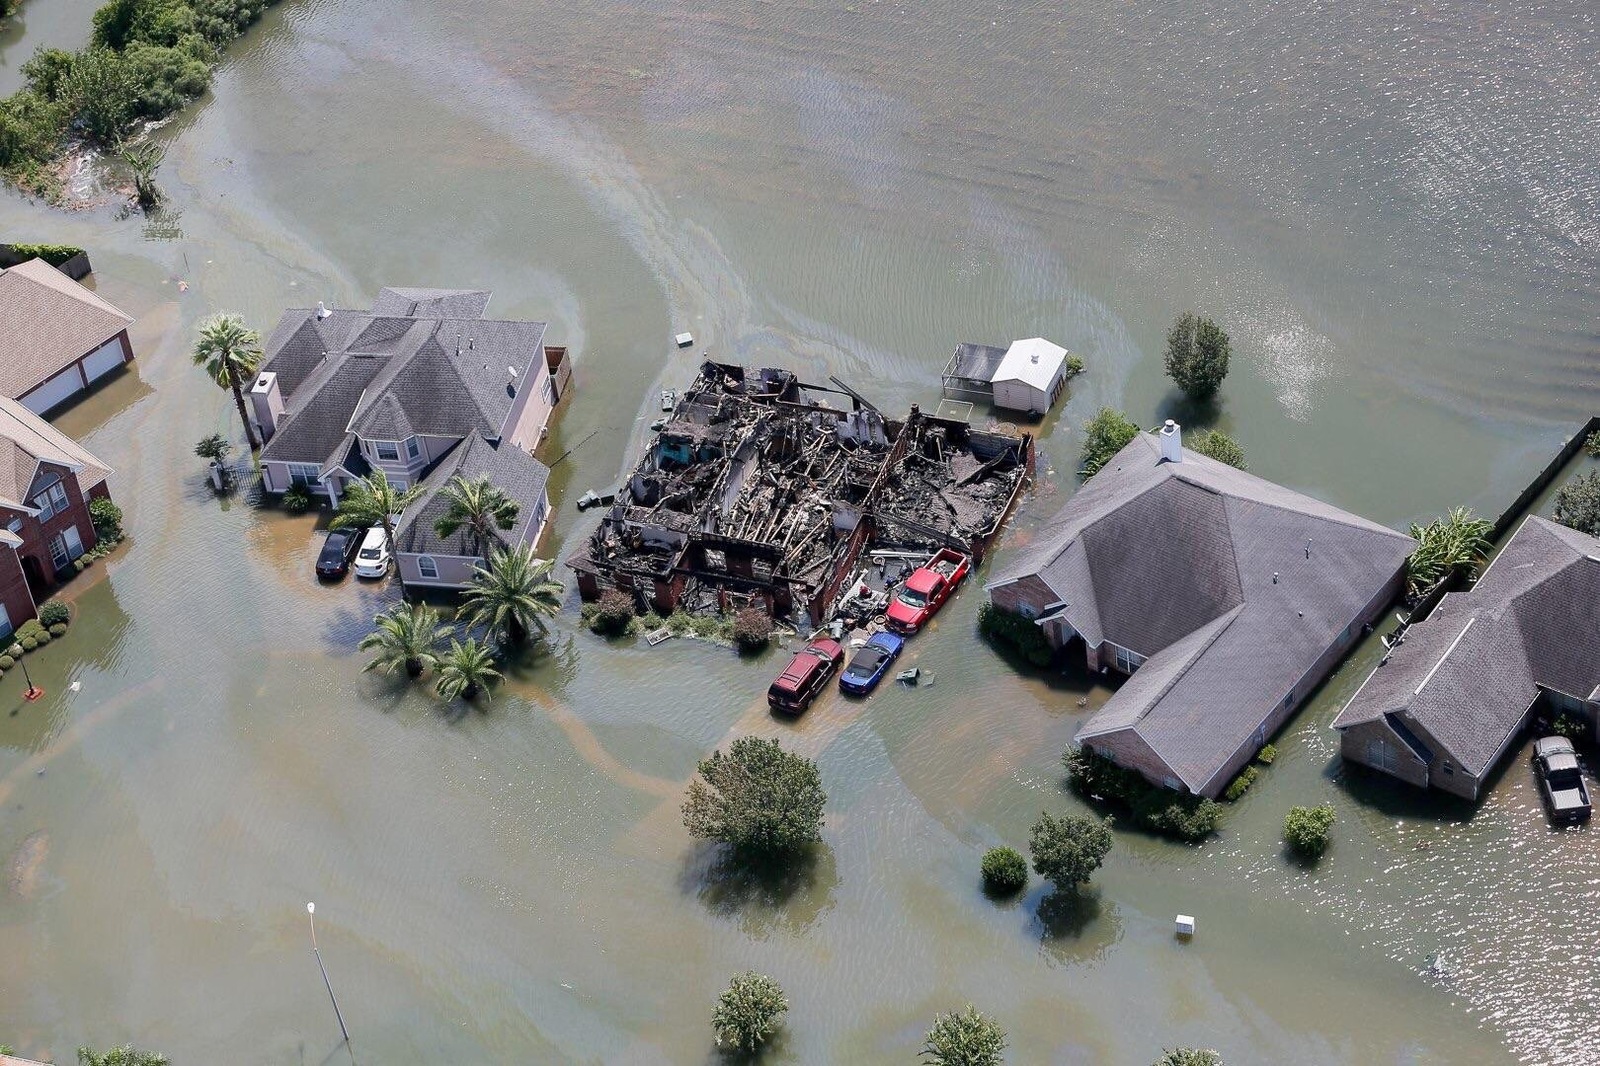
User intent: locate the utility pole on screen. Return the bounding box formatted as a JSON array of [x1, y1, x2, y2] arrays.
[[307, 902, 353, 1055]]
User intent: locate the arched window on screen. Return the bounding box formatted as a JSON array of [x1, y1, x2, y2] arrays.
[[417, 556, 438, 580]]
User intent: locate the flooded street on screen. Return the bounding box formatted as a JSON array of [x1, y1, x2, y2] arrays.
[[1, 0, 1597, 1062]]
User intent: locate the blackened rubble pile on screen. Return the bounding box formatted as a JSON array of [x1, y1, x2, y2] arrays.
[[569, 360, 1032, 626]]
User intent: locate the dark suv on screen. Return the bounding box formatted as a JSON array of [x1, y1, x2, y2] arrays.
[[767, 638, 844, 715]]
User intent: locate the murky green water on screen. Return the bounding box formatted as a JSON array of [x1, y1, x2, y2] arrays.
[[2, 1, 1597, 1062]]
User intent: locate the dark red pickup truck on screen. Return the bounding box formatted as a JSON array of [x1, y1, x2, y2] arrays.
[[885, 548, 971, 635]]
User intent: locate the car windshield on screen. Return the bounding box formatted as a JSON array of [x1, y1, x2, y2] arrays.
[[848, 649, 887, 676], [896, 588, 928, 609], [359, 546, 382, 559]]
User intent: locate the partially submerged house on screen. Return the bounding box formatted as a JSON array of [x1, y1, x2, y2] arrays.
[[0, 258, 134, 415], [941, 337, 1072, 416], [1333, 515, 1600, 800], [985, 422, 1415, 799], [0, 396, 113, 639]]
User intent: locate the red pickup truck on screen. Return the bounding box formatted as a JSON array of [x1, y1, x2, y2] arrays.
[[886, 548, 971, 634]]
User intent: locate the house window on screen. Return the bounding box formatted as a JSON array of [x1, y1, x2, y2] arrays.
[[0, 603, 11, 642], [6, 517, 21, 534], [542, 375, 556, 406], [1366, 736, 1401, 774], [286, 463, 321, 486], [49, 525, 84, 571], [31, 480, 69, 522], [404, 436, 422, 461], [417, 556, 438, 579], [1113, 645, 1145, 674], [374, 441, 400, 462]]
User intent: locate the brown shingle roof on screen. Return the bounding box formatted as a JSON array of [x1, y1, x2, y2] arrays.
[[0, 395, 111, 508], [0, 259, 133, 398]]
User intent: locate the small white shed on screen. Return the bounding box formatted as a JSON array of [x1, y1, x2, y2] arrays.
[[990, 337, 1070, 415]]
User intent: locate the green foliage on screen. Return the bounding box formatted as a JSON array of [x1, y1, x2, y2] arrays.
[[921, 1005, 1007, 1066], [0, 655, 13, 669], [19, 637, 38, 652], [89, 495, 124, 543], [1064, 353, 1085, 377], [1221, 765, 1259, 803], [330, 471, 425, 581], [1256, 743, 1277, 765], [682, 736, 825, 859], [1164, 312, 1231, 401], [0, 88, 69, 184], [360, 604, 450, 679], [281, 484, 312, 514], [38, 600, 71, 628], [1080, 407, 1140, 478], [194, 432, 231, 461], [980, 846, 1028, 894], [588, 589, 637, 637], [433, 474, 520, 557], [1029, 811, 1112, 889], [433, 637, 502, 702], [3, 241, 86, 265], [1553, 472, 1600, 538], [1405, 507, 1493, 596], [1550, 712, 1587, 741], [1585, 430, 1600, 458], [977, 601, 1053, 666], [461, 544, 563, 646], [1064, 747, 1223, 841], [49, 622, 68, 637], [1188, 428, 1246, 469], [192, 312, 264, 449], [711, 971, 788, 1053], [1283, 803, 1335, 860], [1154, 1050, 1223, 1066], [77, 1045, 170, 1066], [731, 606, 774, 651], [62, 47, 139, 145], [16, 619, 46, 643], [121, 139, 164, 208]]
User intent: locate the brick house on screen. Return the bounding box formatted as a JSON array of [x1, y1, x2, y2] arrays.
[[0, 258, 135, 415], [0, 396, 113, 640]]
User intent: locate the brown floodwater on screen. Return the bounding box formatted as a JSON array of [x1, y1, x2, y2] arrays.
[[1, 0, 1597, 1062]]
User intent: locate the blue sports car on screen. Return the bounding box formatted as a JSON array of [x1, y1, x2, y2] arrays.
[[838, 632, 905, 696]]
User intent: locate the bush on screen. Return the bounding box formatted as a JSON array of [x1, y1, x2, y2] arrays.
[[1029, 811, 1113, 890], [38, 600, 71, 627], [1065, 747, 1223, 841], [1155, 1050, 1223, 1066], [48, 622, 68, 637], [1080, 407, 1140, 478], [682, 736, 825, 859], [1552, 472, 1600, 538], [980, 846, 1028, 894], [922, 1005, 1007, 1066], [711, 972, 788, 1053], [1283, 803, 1335, 860], [1164, 312, 1231, 401], [0, 655, 13, 669], [1256, 743, 1277, 765], [1585, 430, 1600, 458], [0, 89, 69, 176], [88, 496, 124, 543], [731, 606, 773, 651], [3, 242, 85, 265], [1189, 429, 1246, 469], [20, 637, 37, 652], [282, 485, 312, 514], [1064, 353, 1085, 377], [1406, 507, 1493, 596], [589, 589, 636, 636], [1221, 765, 1258, 803], [977, 601, 1053, 666], [35, 629, 51, 645]]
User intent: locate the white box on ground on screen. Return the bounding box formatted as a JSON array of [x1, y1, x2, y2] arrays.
[[675, 332, 694, 348], [1175, 914, 1195, 937]]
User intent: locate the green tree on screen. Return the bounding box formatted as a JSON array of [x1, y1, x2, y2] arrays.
[[1028, 812, 1113, 890], [61, 47, 138, 145], [1080, 407, 1140, 478], [121, 139, 164, 209], [712, 971, 788, 1053], [194, 432, 231, 462], [330, 471, 425, 585], [77, 1047, 170, 1066], [1188, 429, 1245, 469], [359, 603, 450, 679], [1552, 472, 1600, 537], [433, 637, 502, 702], [980, 846, 1028, 894], [682, 736, 825, 859], [1155, 1050, 1223, 1066], [460, 544, 563, 646], [921, 1005, 1007, 1066], [1405, 507, 1493, 596], [1283, 803, 1335, 860], [1164, 313, 1231, 401], [191, 312, 263, 451], [432, 474, 520, 557]]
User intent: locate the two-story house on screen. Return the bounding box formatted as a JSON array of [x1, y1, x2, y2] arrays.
[[252, 287, 568, 586], [0, 396, 114, 640]]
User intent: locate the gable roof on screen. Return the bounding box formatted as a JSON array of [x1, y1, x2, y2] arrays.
[[370, 287, 492, 319], [992, 337, 1068, 391], [1333, 515, 1600, 778], [393, 435, 551, 558], [992, 431, 1415, 793], [0, 395, 111, 509], [0, 259, 133, 399]]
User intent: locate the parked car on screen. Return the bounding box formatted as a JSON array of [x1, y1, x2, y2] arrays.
[[839, 632, 905, 696], [352, 527, 392, 579], [314, 528, 361, 580], [1532, 735, 1592, 826], [886, 548, 971, 635], [767, 638, 844, 715]]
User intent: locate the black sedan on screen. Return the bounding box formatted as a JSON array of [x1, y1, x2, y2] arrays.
[[1532, 736, 1592, 826], [315, 528, 361, 580]]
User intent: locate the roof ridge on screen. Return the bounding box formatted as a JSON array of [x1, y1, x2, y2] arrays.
[[1184, 469, 1412, 543]]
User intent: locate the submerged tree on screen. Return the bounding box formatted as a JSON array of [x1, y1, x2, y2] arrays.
[[682, 736, 825, 860], [1029, 812, 1113, 890], [460, 544, 563, 646], [1405, 507, 1493, 596], [121, 140, 164, 209], [330, 472, 426, 585], [1553, 472, 1600, 538], [1080, 407, 1140, 478], [191, 312, 262, 451], [77, 1047, 170, 1066], [1164, 312, 1231, 401], [359, 603, 451, 679], [1188, 428, 1246, 469], [433, 474, 520, 557], [1154, 1050, 1223, 1066], [1283, 803, 1336, 861], [921, 1005, 1007, 1066], [433, 637, 503, 702], [712, 971, 789, 1053]]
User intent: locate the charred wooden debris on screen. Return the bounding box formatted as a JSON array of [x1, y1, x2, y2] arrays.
[[567, 361, 1033, 626]]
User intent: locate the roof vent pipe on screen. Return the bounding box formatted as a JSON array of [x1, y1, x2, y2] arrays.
[[316, 301, 330, 320], [1159, 419, 1182, 463]]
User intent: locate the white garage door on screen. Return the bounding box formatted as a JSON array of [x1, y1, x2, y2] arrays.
[[21, 366, 85, 415], [82, 336, 127, 382]]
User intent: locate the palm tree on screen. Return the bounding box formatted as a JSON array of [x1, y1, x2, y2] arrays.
[[330, 471, 425, 585], [191, 313, 263, 452], [434, 638, 503, 702], [460, 544, 563, 646], [359, 604, 451, 678], [433, 474, 520, 557]]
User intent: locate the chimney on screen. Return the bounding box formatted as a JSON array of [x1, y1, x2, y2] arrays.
[[1159, 419, 1182, 463], [250, 370, 286, 440], [315, 301, 329, 320]]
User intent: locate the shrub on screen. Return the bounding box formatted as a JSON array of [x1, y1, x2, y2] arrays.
[[281, 485, 312, 514], [1164, 312, 1231, 401], [48, 623, 68, 638], [731, 606, 774, 651], [589, 589, 636, 636], [977, 601, 1053, 666], [1189, 428, 1245, 469], [1221, 765, 1258, 802], [1080, 407, 1140, 478], [0, 89, 69, 175], [0, 655, 13, 669], [1064, 353, 1085, 377], [922, 1005, 1007, 1066], [35, 629, 51, 645], [1406, 507, 1493, 596], [2, 242, 85, 266], [1283, 803, 1335, 860], [682, 736, 825, 859], [980, 846, 1028, 894], [1065, 747, 1223, 841], [1256, 743, 1277, 765], [38, 600, 71, 627], [1029, 811, 1113, 890], [1586, 430, 1600, 458], [711, 972, 788, 1053], [1552, 472, 1600, 538], [194, 433, 232, 461], [1155, 1050, 1223, 1066], [20, 637, 37, 652], [88, 496, 124, 543]]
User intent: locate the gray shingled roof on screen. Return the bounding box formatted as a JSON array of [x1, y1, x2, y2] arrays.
[[993, 432, 1415, 794], [1334, 515, 1600, 777], [394, 434, 551, 558], [371, 287, 492, 319]]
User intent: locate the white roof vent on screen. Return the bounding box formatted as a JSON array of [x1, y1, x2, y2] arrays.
[[315, 301, 330, 319], [1159, 419, 1182, 463]]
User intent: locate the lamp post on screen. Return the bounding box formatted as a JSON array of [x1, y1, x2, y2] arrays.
[[307, 902, 351, 1048], [18, 653, 42, 701]]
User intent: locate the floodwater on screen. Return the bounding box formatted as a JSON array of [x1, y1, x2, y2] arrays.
[[1, 0, 1597, 1062]]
